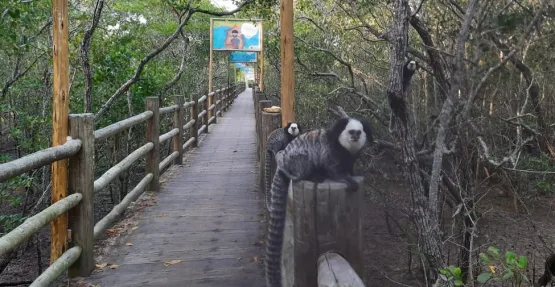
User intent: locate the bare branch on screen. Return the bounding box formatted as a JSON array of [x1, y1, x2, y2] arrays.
[[81, 0, 105, 113]]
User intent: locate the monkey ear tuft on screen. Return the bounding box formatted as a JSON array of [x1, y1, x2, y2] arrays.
[[360, 119, 373, 143]]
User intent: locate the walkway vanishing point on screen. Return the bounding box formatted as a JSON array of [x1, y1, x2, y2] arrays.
[[86, 88, 266, 286]]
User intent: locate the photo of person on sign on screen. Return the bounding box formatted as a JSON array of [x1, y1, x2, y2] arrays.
[[225, 26, 245, 50]]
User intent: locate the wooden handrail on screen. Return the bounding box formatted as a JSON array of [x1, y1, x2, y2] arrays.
[[198, 125, 207, 135], [30, 246, 82, 287], [0, 193, 82, 255], [159, 128, 180, 143], [159, 151, 179, 172], [0, 83, 244, 284], [183, 119, 195, 131], [94, 111, 153, 141], [94, 173, 153, 239], [0, 139, 82, 182], [159, 104, 179, 115], [94, 142, 154, 192]]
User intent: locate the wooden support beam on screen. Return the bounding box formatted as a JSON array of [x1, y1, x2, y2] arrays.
[[190, 96, 199, 148], [173, 96, 185, 165], [282, 178, 365, 286], [260, 21, 265, 92], [145, 97, 160, 192], [50, 0, 70, 263], [68, 113, 95, 277], [280, 0, 295, 127], [257, 100, 272, 191], [260, 111, 281, 195], [203, 95, 210, 133]]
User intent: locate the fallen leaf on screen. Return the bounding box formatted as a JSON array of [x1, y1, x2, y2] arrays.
[[125, 242, 133, 246], [106, 228, 120, 236], [95, 263, 108, 269], [164, 259, 182, 267], [253, 256, 259, 263], [131, 226, 139, 231], [237, 257, 242, 261], [158, 214, 168, 218], [109, 264, 119, 269]]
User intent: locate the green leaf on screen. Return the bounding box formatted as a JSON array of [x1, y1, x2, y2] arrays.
[[505, 251, 516, 264], [477, 273, 492, 283], [502, 269, 514, 280], [518, 255, 528, 269], [454, 279, 464, 286], [488, 246, 500, 259], [453, 267, 462, 277], [479, 253, 490, 265]]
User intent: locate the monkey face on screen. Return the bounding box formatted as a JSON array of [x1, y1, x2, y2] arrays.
[[287, 122, 300, 136], [338, 119, 367, 154]]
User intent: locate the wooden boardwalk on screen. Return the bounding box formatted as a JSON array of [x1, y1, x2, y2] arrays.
[[87, 89, 266, 286]]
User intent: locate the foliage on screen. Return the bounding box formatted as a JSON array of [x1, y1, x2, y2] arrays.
[[477, 247, 529, 286]]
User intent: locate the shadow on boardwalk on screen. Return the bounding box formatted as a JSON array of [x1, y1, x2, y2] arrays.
[[86, 88, 266, 286]]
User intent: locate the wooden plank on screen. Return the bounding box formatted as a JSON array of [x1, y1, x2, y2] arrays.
[[173, 95, 185, 165], [88, 89, 263, 286], [50, 0, 71, 263], [145, 97, 160, 192], [280, 0, 295, 127], [68, 114, 95, 277], [317, 253, 365, 287]]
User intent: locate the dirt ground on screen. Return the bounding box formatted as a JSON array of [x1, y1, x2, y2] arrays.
[[360, 149, 555, 286]]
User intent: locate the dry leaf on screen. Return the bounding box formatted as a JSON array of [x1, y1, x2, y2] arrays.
[[163, 259, 182, 267], [95, 263, 108, 269], [158, 214, 168, 218], [125, 242, 133, 246], [131, 226, 139, 231], [109, 264, 119, 269], [253, 256, 259, 263], [106, 228, 120, 236]]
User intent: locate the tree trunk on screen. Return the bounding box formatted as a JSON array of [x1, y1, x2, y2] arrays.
[[387, 0, 445, 280]]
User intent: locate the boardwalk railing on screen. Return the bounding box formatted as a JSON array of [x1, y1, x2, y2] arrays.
[[251, 84, 366, 286], [0, 83, 245, 286]]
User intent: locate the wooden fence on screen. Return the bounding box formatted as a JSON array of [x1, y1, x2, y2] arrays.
[[252, 85, 366, 287], [0, 83, 244, 286]]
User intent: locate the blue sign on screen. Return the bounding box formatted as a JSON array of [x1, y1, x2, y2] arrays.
[[230, 52, 257, 63]]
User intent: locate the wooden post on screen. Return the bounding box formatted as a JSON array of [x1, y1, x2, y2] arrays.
[[260, 111, 281, 193], [203, 95, 210, 133], [50, 0, 70, 263], [67, 114, 94, 277], [260, 21, 265, 92], [145, 97, 160, 192], [173, 96, 185, 165], [190, 95, 199, 147], [282, 177, 365, 286], [208, 18, 214, 95], [257, 100, 271, 189], [280, 0, 295, 127]]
